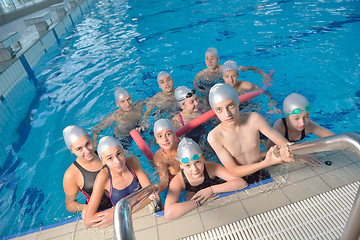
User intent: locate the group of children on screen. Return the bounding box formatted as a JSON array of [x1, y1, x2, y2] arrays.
[[62, 47, 334, 227]]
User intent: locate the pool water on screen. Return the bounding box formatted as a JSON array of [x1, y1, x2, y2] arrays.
[[1, 0, 360, 237]]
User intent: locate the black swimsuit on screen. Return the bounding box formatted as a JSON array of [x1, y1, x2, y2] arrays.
[[281, 118, 305, 142], [181, 166, 224, 193], [73, 161, 112, 211]]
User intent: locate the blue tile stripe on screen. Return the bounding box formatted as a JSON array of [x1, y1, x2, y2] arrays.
[[19, 55, 37, 86], [79, 5, 84, 15], [3, 177, 275, 238], [4, 227, 41, 240], [52, 28, 60, 44], [155, 177, 274, 217], [69, 14, 75, 26]]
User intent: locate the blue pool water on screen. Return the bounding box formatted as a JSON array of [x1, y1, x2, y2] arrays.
[[1, 0, 360, 237]]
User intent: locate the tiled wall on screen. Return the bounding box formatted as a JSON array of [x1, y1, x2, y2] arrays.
[[0, 0, 96, 164]]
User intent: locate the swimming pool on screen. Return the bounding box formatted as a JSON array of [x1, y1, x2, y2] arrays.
[[1, 0, 360, 237]]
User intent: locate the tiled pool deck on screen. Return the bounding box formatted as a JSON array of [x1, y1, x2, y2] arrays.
[[7, 149, 360, 240]]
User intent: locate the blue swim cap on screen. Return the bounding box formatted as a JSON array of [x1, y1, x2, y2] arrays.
[[222, 60, 239, 75], [97, 136, 123, 160], [209, 83, 239, 109], [63, 125, 89, 149]]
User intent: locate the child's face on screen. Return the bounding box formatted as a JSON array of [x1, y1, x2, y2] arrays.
[[213, 99, 239, 125], [102, 146, 126, 172], [287, 111, 310, 131], [155, 129, 176, 150], [223, 70, 239, 87], [70, 135, 95, 161], [158, 76, 174, 93], [180, 156, 205, 179], [205, 54, 219, 70], [117, 96, 133, 112], [181, 94, 199, 113]]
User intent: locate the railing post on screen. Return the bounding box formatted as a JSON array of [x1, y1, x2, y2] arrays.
[[113, 184, 159, 240], [341, 186, 360, 240]]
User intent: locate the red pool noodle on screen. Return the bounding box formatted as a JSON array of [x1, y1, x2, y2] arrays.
[[131, 71, 274, 160], [130, 129, 154, 162], [175, 71, 274, 137]]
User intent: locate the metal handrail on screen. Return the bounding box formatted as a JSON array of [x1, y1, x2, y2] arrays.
[[286, 132, 360, 240], [113, 184, 159, 240], [113, 133, 360, 240]]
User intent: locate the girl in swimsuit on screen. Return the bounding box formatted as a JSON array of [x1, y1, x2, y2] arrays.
[[62, 125, 112, 217], [153, 119, 181, 193], [266, 93, 334, 150], [171, 86, 207, 130], [84, 136, 154, 228], [164, 138, 248, 220]]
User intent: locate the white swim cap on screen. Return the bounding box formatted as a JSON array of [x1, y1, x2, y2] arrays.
[[63, 125, 89, 149], [97, 136, 123, 160], [205, 47, 219, 59], [209, 83, 239, 109], [283, 93, 310, 116], [177, 138, 202, 164], [222, 60, 239, 75], [114, 87, 130, 103], [157, 71, 171, 83], [175, 86, 194, 106], [154, 119, 175, 136]]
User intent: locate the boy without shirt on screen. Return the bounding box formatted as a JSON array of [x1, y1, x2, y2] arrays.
[[207, 83, 294, 178], [140, 71, 179, 130], [92, 87, 144, 145]]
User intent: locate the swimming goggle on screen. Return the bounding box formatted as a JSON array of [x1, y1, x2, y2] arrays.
[[285, 105, 311, 117], [180, 153, 200, 163], [178, 90, 195, 103]]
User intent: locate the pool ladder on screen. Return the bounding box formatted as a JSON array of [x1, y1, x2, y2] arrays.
[[113, 132, 360, 240]]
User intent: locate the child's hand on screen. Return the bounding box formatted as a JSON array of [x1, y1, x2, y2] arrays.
[[279, 143, 295, 162], [191, 187, 215, 206], [91, 212, 113, 228], [264, 146, 283, 165]]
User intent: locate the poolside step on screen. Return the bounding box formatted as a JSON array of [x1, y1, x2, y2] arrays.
[[181, 181, 359, 240]]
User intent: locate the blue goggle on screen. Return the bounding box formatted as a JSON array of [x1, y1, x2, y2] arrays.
[[181, 153, 200, 163], [285, 105, 311, 117]]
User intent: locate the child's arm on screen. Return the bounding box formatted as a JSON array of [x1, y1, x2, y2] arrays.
[[164, 175, 198, 220], [191, 162, 248, 206], [84, 170, 114, 228], [128, 156, 159, 211], [153, 152, 171, 192], [239, 66, 271, 82], [308, 120, 334, 138], [63, 168, 86, 213], [128, 156, 152, 188], [171, 114, 182, 131], [265, 118, 284, 151], [92, 114, 115, 145], [255, 113, 294, 162]]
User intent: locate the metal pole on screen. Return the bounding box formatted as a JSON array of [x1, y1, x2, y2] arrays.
[[341, 186, 360, 240], [286, 132, 360, 239], [113, 184, 159, 240]]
